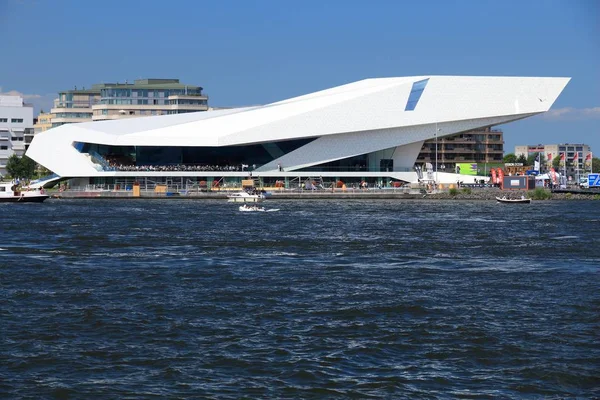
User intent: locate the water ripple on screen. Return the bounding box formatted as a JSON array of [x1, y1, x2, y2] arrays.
[[1, 199, 599, 398]]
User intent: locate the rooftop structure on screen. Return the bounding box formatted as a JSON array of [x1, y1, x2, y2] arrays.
[[27, 75, 570, 188]]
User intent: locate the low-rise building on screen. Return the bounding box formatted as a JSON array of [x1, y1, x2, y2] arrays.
[[515, 143, 592, 178], [0, 95, 34, 176]]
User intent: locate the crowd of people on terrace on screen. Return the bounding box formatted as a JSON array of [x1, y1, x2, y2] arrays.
[[102, 155, 254, 172], [106, 162, 247, 172]]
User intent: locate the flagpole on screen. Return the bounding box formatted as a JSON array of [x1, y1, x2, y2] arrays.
[[562, 152, 566, 184]]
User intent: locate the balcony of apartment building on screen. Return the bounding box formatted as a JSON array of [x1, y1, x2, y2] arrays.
[[10, 136, 26, 153], [92, 98, 209, 121], [167, 95, 209, 111], [24, 128, 35, 144], [51, 110, 94, 126], [91, 104, 169, 121]]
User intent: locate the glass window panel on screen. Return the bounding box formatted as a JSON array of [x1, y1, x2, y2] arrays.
[[405, 78, 429, 111]]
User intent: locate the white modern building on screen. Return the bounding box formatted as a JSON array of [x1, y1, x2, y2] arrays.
[[27, 75, 570, 188], [0, 95, 34, 177]]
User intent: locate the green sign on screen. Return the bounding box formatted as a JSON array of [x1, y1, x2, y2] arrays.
[[456, 163, 478, 175]]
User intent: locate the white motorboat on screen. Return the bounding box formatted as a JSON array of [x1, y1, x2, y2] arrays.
[[239, 204, 280, 212], [0, 181, 50, 203], [495, 196, 531, 204], [227, 191, 265, 203], [239, 204, 266, 212]]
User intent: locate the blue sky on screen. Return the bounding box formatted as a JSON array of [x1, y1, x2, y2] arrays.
[[0, 0, 598, 154]]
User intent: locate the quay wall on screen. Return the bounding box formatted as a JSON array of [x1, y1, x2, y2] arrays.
[[50, 188, 599, 201]]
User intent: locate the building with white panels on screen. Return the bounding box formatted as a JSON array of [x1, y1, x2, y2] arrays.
[[0, 95, 34, 176], [26, 75, 569, 188]]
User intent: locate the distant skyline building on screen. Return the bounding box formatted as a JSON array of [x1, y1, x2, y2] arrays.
[[50, 78, 208, 127], [515, 143, 592, 177], [0, 95, 34, 176], [515, 143, 592, 164]]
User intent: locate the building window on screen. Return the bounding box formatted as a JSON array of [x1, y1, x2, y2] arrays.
[[0, 145, 7, 150], [0, 118, 7, 123], [405, 78, 429, 111], [11, 118, 24, 123]]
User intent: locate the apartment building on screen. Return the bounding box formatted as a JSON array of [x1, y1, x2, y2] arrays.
[[51, 87, 101, 127], [0, 95, 34, 176], [417, 127, 504, 174], [515, 142, 592, 177], [49, 78, 208, 128], [91, 79, 208, 120], [33, 111, 54, 134]]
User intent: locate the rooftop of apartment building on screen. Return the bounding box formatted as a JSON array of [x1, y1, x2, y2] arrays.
[[59, 79, 203, 94], [0, 95, 32, 108], [517, 142, 590, 147]]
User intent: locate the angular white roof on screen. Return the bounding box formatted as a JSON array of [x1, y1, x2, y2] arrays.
[[27, 75, 570, 177]]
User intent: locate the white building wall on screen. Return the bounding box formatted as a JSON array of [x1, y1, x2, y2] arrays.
[[0, 96, 34, 177], [26, 76, 570, 180]]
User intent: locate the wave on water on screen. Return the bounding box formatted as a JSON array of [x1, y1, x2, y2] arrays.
[[1, 198, 599, 398]]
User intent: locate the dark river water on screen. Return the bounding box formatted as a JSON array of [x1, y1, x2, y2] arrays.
[[1, 199, 599, 399]]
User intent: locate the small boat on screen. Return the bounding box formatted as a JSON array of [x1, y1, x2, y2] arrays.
[[239, 204, 266, 212], [227, 190, 265, 203], [495, 196, 531, 204], [0, 181, 50, 203]]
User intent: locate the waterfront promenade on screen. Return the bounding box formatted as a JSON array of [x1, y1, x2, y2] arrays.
[[50, 187, 599, 201]]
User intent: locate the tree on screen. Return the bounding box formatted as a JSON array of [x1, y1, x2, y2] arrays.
[[516, 154, 527, 164], [592, 157, 600, 173], [21, 156, 36, 178], [552, 155, 561, 169], [527, 152, 539, 167], [4, 154, 37, 179], [5, 154, 22, 178], [503, 153, 517, 163]]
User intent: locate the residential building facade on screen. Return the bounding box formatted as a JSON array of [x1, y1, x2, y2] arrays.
[[91, 79, 208, 120], [49, 79, 208, 127], [33, 111, 54, 134], [0, 95, 34, 176], [515, 143, 593, 177], [418, 127, 504, 175], [51, 87, 101, 127]]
